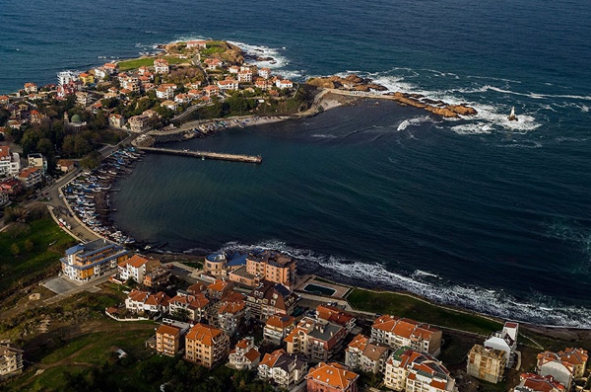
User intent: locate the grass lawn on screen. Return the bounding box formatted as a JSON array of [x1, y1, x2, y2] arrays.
[[0, 217, 75, 295], [10, 326, 156, 392], [118, 56, 189, 71], [347, 288, 502, 335]]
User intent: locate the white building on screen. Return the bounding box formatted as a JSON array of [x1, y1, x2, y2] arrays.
[[0, 146, 21, 177], [118, 255, 149, 283], [57, 70, 81, 86], [228, 338, 261, 370]]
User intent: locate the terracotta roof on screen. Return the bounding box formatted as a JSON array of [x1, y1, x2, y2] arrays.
[[186, 323, 223, 346], [316, 304, 354, 326], [218, 301, 245, 315], [187, 282, 206, 294], [373, 315, 439, 340], [306, 362, 358, 390], [144, 292, 170, 306], [208, 279, 230, 292], [266, 314, 295, 329], [244, 348, 261, 362], [0, 146, 10, 159], [126, 254, 149, 268], [128, 289, 149, 302], [521, 373, 566, 392], [189, 293, 210, 309], [18, 167, 40, 178], [235, 339, 250, 350], [157, 324, 181, 336]]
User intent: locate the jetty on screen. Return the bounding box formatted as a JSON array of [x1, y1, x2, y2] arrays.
[[136, 146, 262, 164]]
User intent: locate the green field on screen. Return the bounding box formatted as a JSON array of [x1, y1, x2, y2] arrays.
[[347, 288, 502, 335], [0, 217, 75, 296], [118, 56, 190, 71]]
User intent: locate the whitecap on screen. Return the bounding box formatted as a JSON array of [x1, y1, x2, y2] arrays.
[[215, 239, 591, 327]]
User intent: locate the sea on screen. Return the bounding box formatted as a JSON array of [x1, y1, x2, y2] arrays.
[[2, 0, 591, 327]]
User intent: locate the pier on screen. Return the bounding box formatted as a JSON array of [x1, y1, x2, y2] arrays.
[[136, 146, 262, 164]]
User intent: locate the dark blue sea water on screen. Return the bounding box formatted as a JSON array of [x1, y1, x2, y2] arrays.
[[2, 0, 591, 326]]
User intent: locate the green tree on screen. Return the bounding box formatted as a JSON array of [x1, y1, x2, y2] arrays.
[[10, 243, 20, 257], [24, 239, 34, 253]]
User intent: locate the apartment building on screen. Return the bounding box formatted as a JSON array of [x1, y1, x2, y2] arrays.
[[285, 317, 348, 362], [345, 334, 389, 374], [60, 240, 130, 282], [384, 347, 455, 392], [245, 250, 296, 288], [185, 323, 230, 369], [156, 324, 182, 357], [371, 315, 442, 356]]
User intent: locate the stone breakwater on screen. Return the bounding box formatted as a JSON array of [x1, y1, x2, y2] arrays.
[[307, 74, 477, 118]]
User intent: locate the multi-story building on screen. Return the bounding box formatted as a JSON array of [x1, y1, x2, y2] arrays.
[[306, 362, 359, 392], [203, 85, 220, 97], [118, 254, 149, 283], [60, 240, 130, 282], [371, 315, 442, 356], [264, 314, 296, 345], [103, 63, 118, 75], [245, 250, 296, 288], [513, 373, 566, 392], [0, 146, 21, 177], [484, 322, 519, 367], [208, 279, 234, 300], [120, 76, 140, 93], [285, 317, 348, 362], [17, 167, 42, 188], [0, 342, 24, 378], [238, 70, 253, 83], [79, 72, 95, 85], [258, 67, 271, 79], [154, 59, 170, 74], [217, 79, 239, 91], [185, 323, 230, 369], [24, 83, 38, 93], [383, 347, 455, 392], [125, 289, 170, 314], [109, 113, 126, 128], [143, 265, 171, 288], [156, 324, 182, 357], [216, 300, 247, 336], [27, 153, 47, 175], [128, 115, 149, 133], [316, 304, 356, 332], [258, 348, 308, 389], [537, 348, 588, 389], [168, 292, 210, 321], [57, 70, 81, 86], [245, 281, 298, 321], [467, 344, 507, 384], [345, 334, 389, 374], [228, 338, 261, 370]]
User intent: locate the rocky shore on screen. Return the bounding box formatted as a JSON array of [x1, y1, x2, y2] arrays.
[[307, 74, 478, 118]]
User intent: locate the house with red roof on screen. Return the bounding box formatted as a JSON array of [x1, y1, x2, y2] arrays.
[[17, 167, 42, 188], [24, 83, 37, 93], [203, 85, 220, 97], [228, 337, 260, 370], [285, 316, 348, 362], [118, 254, 149, 283], [216, 300, 247, 336], [264, 314, 296, 345], [537, 348, 588, 389], [258, 348, 308, 389], [316, 304, 356, 332], [0, 95, 9, 105], [371, 315, 442, 356], [306, 362, 359, 392], [168, 292, 210, 322], [513, 373, 566, 392], [217, 79, 239, 91], [345, 334, 389, 374], [384, 346, 455, 392], [156, 324, 182, 357], [154, 59, 170, 74], [186, 40, 207, 50], [185, 323, 230, 369]]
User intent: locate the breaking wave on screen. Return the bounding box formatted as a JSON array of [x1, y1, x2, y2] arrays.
[[214, 239, 591, 328], [397, 116, 434, 131]]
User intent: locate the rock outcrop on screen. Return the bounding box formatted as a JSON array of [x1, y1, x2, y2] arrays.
[[306, 74, 387, 92], [307, 74, 477, 118]]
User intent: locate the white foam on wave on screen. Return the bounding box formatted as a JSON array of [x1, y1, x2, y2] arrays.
[[397, 116, 434, 131], [311, 134, 337, 139], [215, 239, 591, 327]]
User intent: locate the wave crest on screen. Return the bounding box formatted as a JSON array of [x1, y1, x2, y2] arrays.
[[215, 239, 591, 328]]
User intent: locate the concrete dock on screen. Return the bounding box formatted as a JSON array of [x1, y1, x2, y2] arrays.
[[137, 146, 262, 164]]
